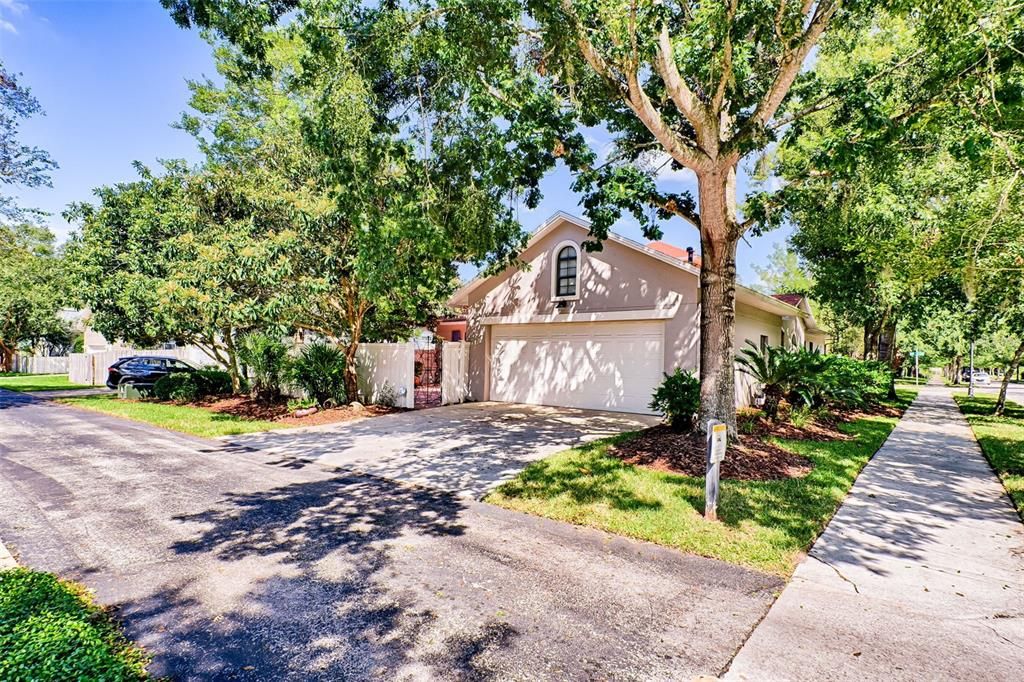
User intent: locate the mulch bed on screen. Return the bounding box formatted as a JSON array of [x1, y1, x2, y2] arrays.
[[193, 396, 403, 427], [612, 401, 908, 481], [612, 425, 814, 481]]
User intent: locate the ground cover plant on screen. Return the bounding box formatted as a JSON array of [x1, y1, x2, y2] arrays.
[[0, 567, 148, 680], [0, 373, 92, 393], [488, 390, 915, 575], [955, 394, 1024, 518]]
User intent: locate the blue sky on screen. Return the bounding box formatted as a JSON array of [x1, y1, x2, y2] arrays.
[[2, 0, 792, 287]]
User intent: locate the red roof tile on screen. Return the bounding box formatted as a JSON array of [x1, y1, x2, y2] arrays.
[[771, 293, 805, 307], [647, 241, 701, 267]]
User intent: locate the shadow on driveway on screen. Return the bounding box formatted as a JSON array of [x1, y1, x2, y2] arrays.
[[219, 402, 659, 498]]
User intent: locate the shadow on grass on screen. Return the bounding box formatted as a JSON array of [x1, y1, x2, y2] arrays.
[[495, 437, 664, 513]]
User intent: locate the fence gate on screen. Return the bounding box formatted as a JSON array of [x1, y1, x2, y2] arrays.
[[441, 342, 470, 406], [414, 338, 442, 408]]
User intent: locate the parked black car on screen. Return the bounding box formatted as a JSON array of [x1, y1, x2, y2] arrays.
[[106, 356, 197, 390]]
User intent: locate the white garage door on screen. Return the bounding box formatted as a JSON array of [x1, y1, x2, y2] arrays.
[[490, 321, 664, 414]]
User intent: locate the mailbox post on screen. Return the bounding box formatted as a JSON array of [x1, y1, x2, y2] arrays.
[[705, 420, 727, 521]]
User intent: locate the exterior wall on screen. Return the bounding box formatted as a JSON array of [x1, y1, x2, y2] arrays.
[[435, 319, 467, 342], [460, 216, 816, 410], [734, 303, 787, 407], [465, 220, 699, 400]]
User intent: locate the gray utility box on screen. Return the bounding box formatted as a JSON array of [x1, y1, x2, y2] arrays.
[[118, 383, 145, 400]]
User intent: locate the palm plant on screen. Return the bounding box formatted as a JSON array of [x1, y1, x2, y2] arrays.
[[736, 341, 808, 420], [238, 332, 288, 402], [288, 341, 347, 407]]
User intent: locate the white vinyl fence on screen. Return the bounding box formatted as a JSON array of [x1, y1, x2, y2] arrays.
[[11, 355, 70, 375], [440, 342, 471, 405], [355, 342, 415, 409]]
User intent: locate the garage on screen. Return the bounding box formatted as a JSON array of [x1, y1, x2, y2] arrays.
[[489, 321, 665, 414]]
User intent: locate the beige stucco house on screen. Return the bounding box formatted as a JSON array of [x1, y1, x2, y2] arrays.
[[449, 212, 828, 415]]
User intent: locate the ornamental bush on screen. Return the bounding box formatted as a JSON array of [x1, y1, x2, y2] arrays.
[[649, 368, 701, 431], [238, 332, 288, 402], [287, 342, 347, 407], [152, 369, 232, 402]]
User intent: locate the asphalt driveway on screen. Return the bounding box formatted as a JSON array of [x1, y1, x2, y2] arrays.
[[221, 401, 660, 498], [0, 390, 782, 680]]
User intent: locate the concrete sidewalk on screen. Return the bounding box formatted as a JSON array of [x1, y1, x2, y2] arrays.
[[726, 387, 1024, 681]]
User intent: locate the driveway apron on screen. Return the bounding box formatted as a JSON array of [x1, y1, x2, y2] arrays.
[[726, 387, 1024, 681], [0, 391, 780, 680]]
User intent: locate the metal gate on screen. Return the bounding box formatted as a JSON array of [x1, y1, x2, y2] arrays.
[[414, 336, 442, 408]]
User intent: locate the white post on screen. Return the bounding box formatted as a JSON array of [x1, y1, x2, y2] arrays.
[[915, 350, 919, 386]]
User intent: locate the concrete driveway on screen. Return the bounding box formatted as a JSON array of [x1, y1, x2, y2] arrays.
[[221, 402, 660, 498], [0, 389, 781, 680]]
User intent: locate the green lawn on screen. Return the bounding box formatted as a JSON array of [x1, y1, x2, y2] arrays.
[[0, 373, 92, 393], [488, 391, 915, 576], [59, 394, 284, 438], [954, 394, 1024, 519], [0, 568, 148, 680]]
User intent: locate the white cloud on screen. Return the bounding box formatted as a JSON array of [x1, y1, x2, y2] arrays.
[[0, 0, 28, 15], [0, 18, 15, 34]]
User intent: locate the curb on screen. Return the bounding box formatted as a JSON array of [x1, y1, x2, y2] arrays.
[[0, 537, 17, 569]]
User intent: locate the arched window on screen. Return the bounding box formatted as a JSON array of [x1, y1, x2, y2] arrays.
[[553, 242, 579, 299]]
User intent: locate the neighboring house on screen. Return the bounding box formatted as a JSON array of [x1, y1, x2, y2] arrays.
[[448, 212, 828, 415], [435, 316, 467, 342]]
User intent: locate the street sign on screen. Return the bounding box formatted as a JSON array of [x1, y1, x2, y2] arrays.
[[705, 420, 727, 521]]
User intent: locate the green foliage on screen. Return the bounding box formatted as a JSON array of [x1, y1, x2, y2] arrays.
[[238, 332, 288, 401], [288, 342, 347, 407], [738, 343, 894, 418], [152, 369, 232, 402], [736, 342, 808, 420], [649, 369, 700, 431], [1, 63, 58, 223], [0, 224, 66, 371], [0, 568, 147, 680]]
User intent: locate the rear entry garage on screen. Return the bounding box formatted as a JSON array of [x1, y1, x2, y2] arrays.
[[490, 320, 664, 414]]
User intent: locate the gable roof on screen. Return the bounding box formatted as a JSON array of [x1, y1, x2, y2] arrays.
[[448, 212, 809, 321]]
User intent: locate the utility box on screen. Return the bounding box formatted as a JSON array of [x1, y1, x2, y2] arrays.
[[118, 383, 144, 400]]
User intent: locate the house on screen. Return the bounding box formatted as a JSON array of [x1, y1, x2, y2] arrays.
[[448, 212, 827, 415], [434, 316, 467, 342]]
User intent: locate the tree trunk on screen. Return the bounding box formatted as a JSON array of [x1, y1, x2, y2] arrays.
[[696, 168, 739, 435], [0, 340, 12, 373], [343, 339, 360, 404], [995, 339, 1024, 416]]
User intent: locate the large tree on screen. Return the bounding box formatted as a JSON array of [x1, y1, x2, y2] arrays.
[[167, 16, 530, 400], [65, 161, 300, 392], [1, 62, 57, 222], [162, 0, 1001, 432], [0, 223, 65, 371]]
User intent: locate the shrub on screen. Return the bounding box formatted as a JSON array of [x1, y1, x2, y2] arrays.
[[810, 355, 893, 408], [376, 381, 398, 408], [649, 368, 701, 431], [238, 332, 288, 402], [152, 369, 232, 403], [736, 342, 810, 420], [288, 342, 347, 407], [194, 369, 233, 396], [152, 372, 199, 402], [0, 568, 148, 680]]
